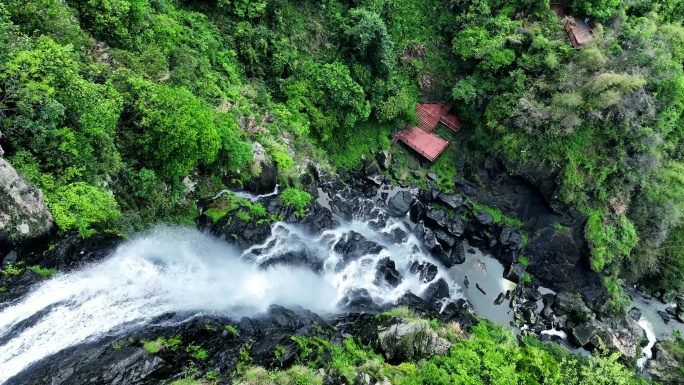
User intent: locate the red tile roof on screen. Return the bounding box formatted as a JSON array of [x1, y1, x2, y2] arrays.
[[393, 126, 450, 162]]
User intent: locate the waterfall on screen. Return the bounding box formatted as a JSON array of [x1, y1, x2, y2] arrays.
[[0, 197, 461, 383]]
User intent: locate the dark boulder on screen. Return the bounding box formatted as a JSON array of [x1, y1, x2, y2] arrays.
[[338, 288, 380, 312], [333, 231, 385, 269], [436, 193, 465, 210], [422, 278, 450, 308], [374, 257, 403, 288], [494, 292, 505, 305], [542, 293, 555, 307], [209, 213, 272, 249], [449, 242, 466, 265], [409, 201, 426, 223], [408, 261, 438, 283], [447, 217, 465, 237], [27, 232, 123, 272], [246, 143, 277, 194], [433, 228, 456, 248], [376, 151, 391, 170], [388, 191, 414, 217], [475, 211, 494, 227], [553, 292, 591, 322], [505, 262, 526, 284], [523, 308, 538, 324], [541, 306, 554, 320], [524, 288, 542, 302], [386, 227, 409, 244], [658, 310, 671, 324], [424, 208, 451, 230], [258, 250, 323, 273], [414, 222, 459, 267], [426, 173, 438, 181], [572, 322, 599, 348]]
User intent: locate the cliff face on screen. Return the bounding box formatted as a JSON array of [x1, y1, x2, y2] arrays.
[[0, 158, 54, 256]]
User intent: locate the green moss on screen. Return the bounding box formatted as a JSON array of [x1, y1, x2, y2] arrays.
[[553, 222, 569, 231], [225, 325, 240, 337], [0, 287, 7, 292], [519, 255, 530, 267], [470, 200, 522, 227], [143, 341, 161, 354], [2, 263, 22, 276]]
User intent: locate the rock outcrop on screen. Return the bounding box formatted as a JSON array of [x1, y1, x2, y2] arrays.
[[0, 158, 54, 255]]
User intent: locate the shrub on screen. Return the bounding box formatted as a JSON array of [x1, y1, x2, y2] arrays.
[[280, 188, 312, 217], [47, 182, 121, 237], [28, 265, 58, 277]]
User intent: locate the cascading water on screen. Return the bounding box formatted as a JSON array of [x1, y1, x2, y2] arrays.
[[0, 190, 461, 384]]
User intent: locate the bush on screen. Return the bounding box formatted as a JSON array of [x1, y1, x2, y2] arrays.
[[280, 188, 312, 217], [48, 182, 121, 236]]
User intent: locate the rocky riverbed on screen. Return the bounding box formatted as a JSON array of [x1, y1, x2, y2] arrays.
[[1, 153, 683, 384]]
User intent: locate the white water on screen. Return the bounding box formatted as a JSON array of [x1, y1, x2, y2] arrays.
[[212, 184, 280, 202], [0, 196, 462, 383], [0, 227, 340, 383], [637, 318, 657, 371]]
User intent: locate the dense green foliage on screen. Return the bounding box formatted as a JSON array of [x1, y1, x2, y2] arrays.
[[0, 0, 683, 300], [237, 319, 649, 385]]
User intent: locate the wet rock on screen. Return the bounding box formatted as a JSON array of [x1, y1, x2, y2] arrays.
[[541, 306, 554, 320], [436, 193, 465, 210], [475, 211, 494, 227], [494, 292, 505, 305], [378, 319, 452, 362], [365, 174, 384, 186], [414, 222, 453, 267], [408, 261, 438, 283], [449, 242, 466, 265], [424, 208, 450, 230], [463, 276, 469, 288], [572, 322, 598, 348], [505, 262, 526, 284], [542, 293, 555, 307], [553, 292, 591, 322], [492, 226, 523, 263], [387, 191, 414, 217], [599, 316, 643, 361], [665, 306, 677, 317], [523, 308, 538, 324], [521, 301, 538, 311], [409, 201, 426, 223], [386, 227, 409, 244], [210, 213, 272, 249], [523, 288, 542, 302], [338, 288, 380, 312], [246, 143, 277, 194], [433, 228, 456, 248], [0, 158, 54, 254], [333, 231, 385, 269], [374, 257, 402, 288], [658, 310, 671, 324], [476, 283, 486, 295], [423, 278, 450, 307], [447, 217, 465, 237]]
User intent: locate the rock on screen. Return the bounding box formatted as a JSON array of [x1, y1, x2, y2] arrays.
[[447, 217, 465, 237], [449, 241, 466, 265], [658, 310, 671, 324], [374, 257, 402, 288], [660, 289, 677, 304], [475, 211, 494, 227], [413, 222, 454, 267], [376, 151, 391, 170], [387, 191, 414, 217], [572, 322, 598, 347], [426, 173, 437, 181], [408, 261, 438, 283], [386, 227, 409, 244], [409, 201, 426, 223], [365, 174, 384, 186], [463, 276, 469, 288], [541, 306, 554, 320], [524, 288, 542, 302], [505, 262, 526, 284], [494, 292, 505, 305], [436, 193, 465, 210], [333, 231, 385, 269], [553, 292, 590, 322], [377, 319, 452, 362], [628, 307, 642, 321], [476, 283, 486, 295], [363, 159, 379, 175], [433, 228, 456, 248], [338, 288, 380, 312], [648, 341, 683, 384], [424, 207, 450, 230], [423, 278, 450, 307], [0, 158, 54, 254], [523, 308, 538, 324], [246, 143, 277, 194], [675, 293, 684, 309], [258, 250, 323, 273], [542, 293, 555, 307], [665, 306, 677, 317]]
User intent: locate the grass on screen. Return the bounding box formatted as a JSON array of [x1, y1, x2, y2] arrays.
[[28, 265, 58, 278], [519, 255, 530, 267], [553, 221, 569, 231], [2, 262, 22, 276], [226, 325, 240, 337], [470, 200, 523, 227], [0, 287, 7, 292], [142, 335, 182, 354]]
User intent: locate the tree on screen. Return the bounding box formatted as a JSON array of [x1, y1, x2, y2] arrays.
[[344, 8, 395, 77], [125, 78, 221, 181], [48, 182, 121, 236]]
